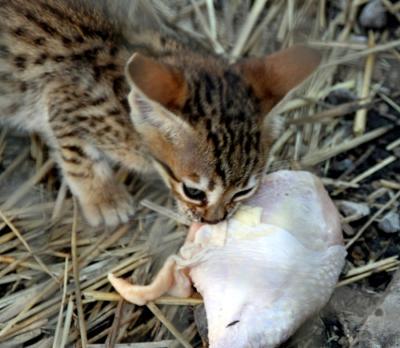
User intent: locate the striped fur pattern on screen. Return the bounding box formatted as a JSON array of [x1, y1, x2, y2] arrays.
[[0, 0, 320, 225]]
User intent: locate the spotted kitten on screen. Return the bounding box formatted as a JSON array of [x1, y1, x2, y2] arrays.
[[0, 0, 320, 226]]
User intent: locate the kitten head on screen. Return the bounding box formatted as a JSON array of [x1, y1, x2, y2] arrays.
[[125, 46, 320, 223]]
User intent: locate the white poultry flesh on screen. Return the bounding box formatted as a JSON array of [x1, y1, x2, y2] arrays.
[[109, 170, 346, 348]]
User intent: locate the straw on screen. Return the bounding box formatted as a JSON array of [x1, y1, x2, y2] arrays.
[[1, 1, 399, 346]]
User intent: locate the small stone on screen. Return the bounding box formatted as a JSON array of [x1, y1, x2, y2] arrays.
[[378, 210, 400, 233], [378, 102, 389, 114], [349, 34, 368, 44], [334, 158, 354, 172], [337, 200, 370, 218], [359, 0, 387, 29], [326, 89, 357, 104]]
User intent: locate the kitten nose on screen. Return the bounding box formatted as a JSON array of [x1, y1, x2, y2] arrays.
[[201, 211, 228, 224]]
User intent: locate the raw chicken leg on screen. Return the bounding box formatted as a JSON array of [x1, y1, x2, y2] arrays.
[[109, 170, 346, 348]]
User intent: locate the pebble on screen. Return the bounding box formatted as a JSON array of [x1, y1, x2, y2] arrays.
[[337, 200, 370, 218], [359, 0, 387, 29], [349, 34, 368, 44], [334, 158, 354, 172], [326, 89, 357, 104], [378, 210, 400, 233]]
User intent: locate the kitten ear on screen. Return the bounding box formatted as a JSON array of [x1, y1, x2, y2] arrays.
[[235, 46, 321, 112], [125, 54, 192, 146], [125, 53, 188, 110]]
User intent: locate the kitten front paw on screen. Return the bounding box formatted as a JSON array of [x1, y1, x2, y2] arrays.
[[79, 183, 135, 227]]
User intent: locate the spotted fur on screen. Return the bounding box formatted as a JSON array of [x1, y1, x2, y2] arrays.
[[0, 0, 320, 225]]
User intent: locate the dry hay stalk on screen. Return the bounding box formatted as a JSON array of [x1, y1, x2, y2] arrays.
[[0, 1, 399, 346]]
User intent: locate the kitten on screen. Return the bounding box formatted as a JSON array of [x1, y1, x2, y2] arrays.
[[0, 0, 320, 226]]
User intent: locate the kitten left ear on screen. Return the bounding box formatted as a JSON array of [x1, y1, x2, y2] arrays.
[[125, 53, 192, 145], [234, 46, 321, 112], [125, 53, 188, 111]]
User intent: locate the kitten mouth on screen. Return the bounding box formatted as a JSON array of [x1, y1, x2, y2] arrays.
[[200, 216, 226, 225]]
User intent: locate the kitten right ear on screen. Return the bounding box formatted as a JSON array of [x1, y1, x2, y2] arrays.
[[235, 46, 321, 112], [125, 53, 188, 111]]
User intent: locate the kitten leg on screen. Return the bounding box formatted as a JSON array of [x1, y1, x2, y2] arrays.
[[52, 140, 134, 226], [61, 149, 134, 226], [46, 93, 134, 226]]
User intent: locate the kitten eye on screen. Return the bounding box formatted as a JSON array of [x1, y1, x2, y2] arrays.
[[233, 187, 254, 200], [182, 184, 206, 202]]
